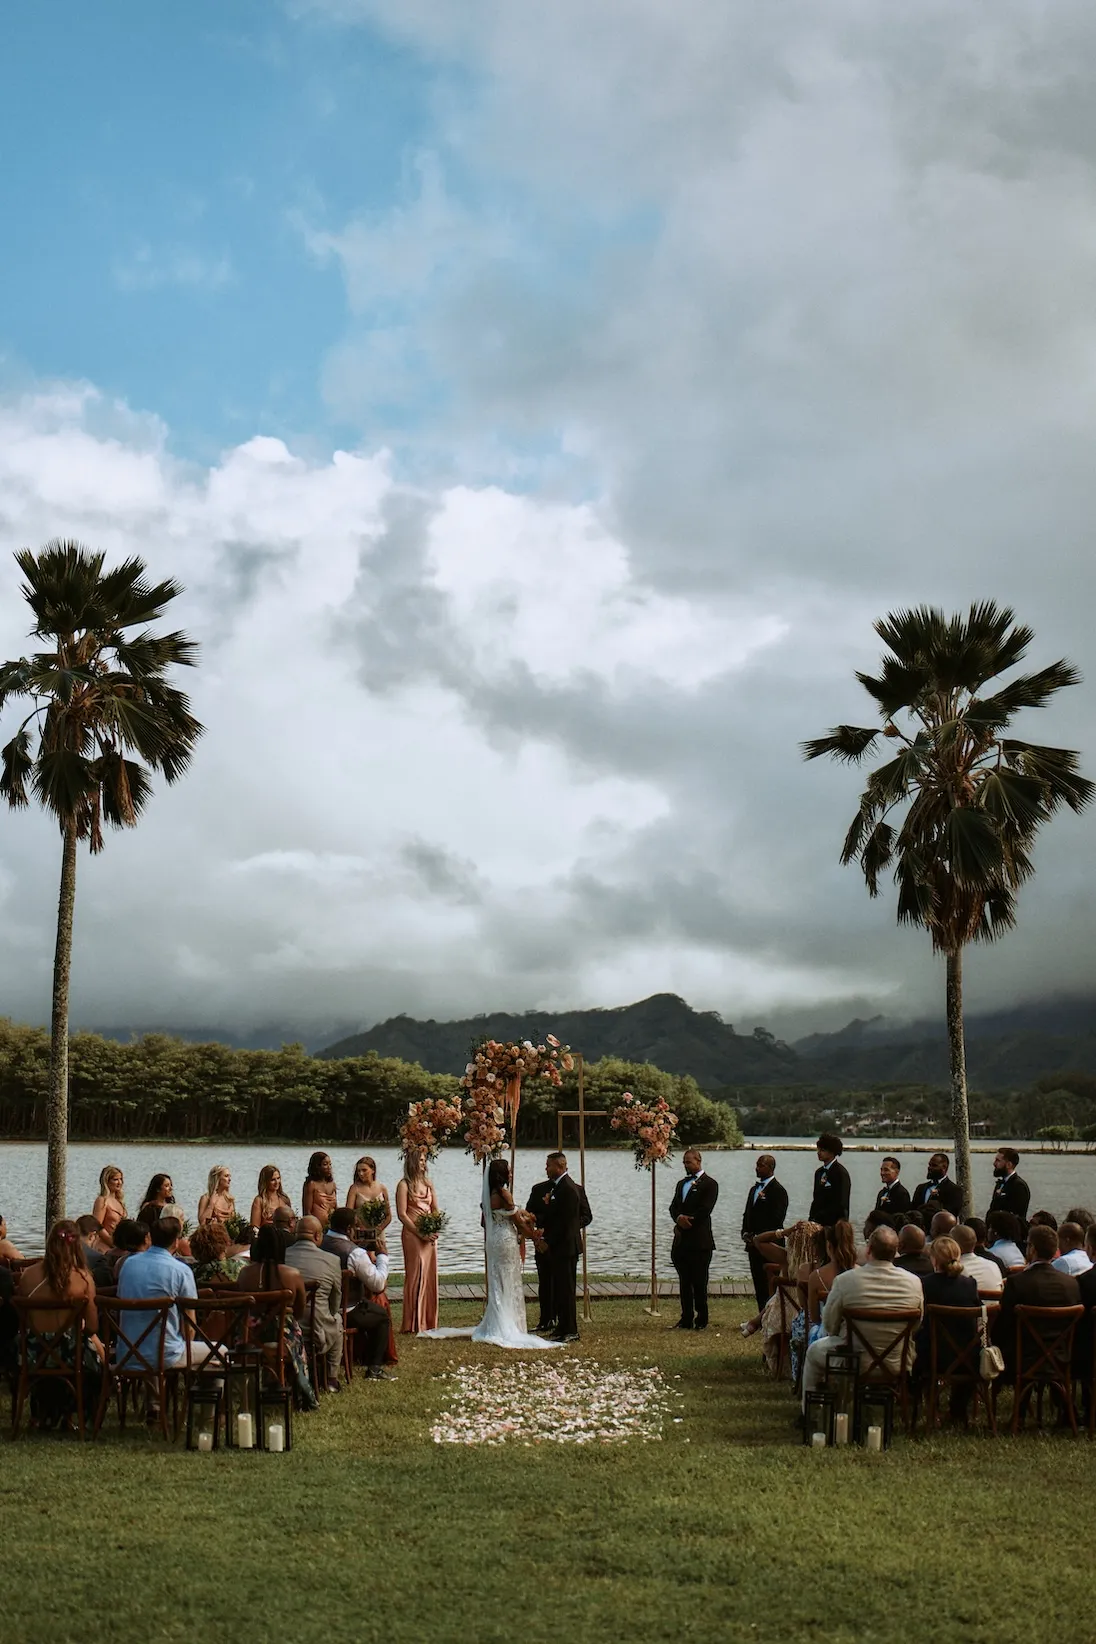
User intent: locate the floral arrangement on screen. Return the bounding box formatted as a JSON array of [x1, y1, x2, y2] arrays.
[[414, 1210, 449, 1238], [223, 1212, 251, 1243], [460, 1034, 574, 1162], [609, 1089, 679, 1169], [399, 1096, 464, 1161], [356, 1198, 388, 1230], [431, 1360, 679, 1446]]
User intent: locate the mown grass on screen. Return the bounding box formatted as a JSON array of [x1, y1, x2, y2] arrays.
[[6, 1296, 1096, 1644]]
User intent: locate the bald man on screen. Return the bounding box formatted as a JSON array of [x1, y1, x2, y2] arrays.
[[284, 1215, 344, 1391], [801, 1226, 923, 1409]]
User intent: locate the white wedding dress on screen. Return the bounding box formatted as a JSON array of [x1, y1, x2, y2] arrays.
[[419, 1176, 561, 1350]]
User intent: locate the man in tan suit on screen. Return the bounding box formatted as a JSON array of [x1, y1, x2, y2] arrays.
[[802, 1226, 923, 1408], [284, 1215, 343, 1392]]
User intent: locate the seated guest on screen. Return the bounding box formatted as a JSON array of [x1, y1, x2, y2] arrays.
[[802, 1226, 923, 1407], [915, 1234, 980, 1386], [858, 1210, 895, 1263], [236, 1225, 317, 1410], [0, 1212, 25, 1261], [75, 1216, 115, 1287], [993, 1224, 1082, 1382], [792, 1221, 856, 1384], [1066, 1207, 1096, 1236], [322, 1207, 363, 1263], [116, 1217, 208, 1368], [189, 1222, 244, 1286], [1072, 1225, 1096, 1409], [16, 1220, 105, 1423], [1053, 1222, 1091, 1276], [321, 1209, 398, 1370], [1029, 1209, 1058, 1234], [911, 1153, 963, 1218], [965, 1217, 1006, 1274], [251, 1205, 296, 1261], [740, 1221, 820, 1363], [953, 1223, 1003, 1293], [284, 1215, 344, 1392], [111, 1219, 150, 1276], [895, 1224, 933, 1278], [986, 1212, 1026, 1270], [928, 1210, 957, 1244]]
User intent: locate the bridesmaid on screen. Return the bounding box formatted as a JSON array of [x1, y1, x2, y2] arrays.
[[250, 1165, 292, 1230], [345, 1156, 392, 1234], [92, 1165, 126, 1248], [302, 1152, 338, 1228], [198, 1165, 236, 1225], [139, 1174, 179, 1220], [396, 1147, 440, 1334]]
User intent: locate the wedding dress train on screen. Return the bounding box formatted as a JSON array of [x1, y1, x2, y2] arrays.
[[419, 1176, 561, 1350]]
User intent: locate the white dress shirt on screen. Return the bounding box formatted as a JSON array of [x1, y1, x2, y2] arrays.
[[960, 1252, 1004, 1292], [346, 1246, 390, 1294]]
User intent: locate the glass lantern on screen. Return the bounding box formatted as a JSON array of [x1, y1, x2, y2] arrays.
[[260, 1385, 292, 1452], [223, 1358, 262, 1450], [824, 1349, 859, 1417], [802, 1388, 835, 1447], [856, 1385, 896, 1450], [186, 1386, 221, 1452]]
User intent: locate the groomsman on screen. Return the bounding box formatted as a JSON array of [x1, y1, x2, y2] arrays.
[[740, 1154, 789, 1312], [528, 1162, 591, 1334], [669, 1149, 719, 1330], [875, 1156, 911, 1217], [809, 1134, 851, 1226], [911, 1152, 964, 1217], [986, 1148, 1030, 1233]]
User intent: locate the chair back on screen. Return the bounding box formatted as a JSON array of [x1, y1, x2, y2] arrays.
[[13, 1297, 88, 1376], [184, 1295, 253, 1372], [243, 1290, 292, 1383], [97, 1297, 172, 1375], [842, 1308, 921, 1383], [1015, 1304, 1083, 1384], [926, 1304, 983, 1383]]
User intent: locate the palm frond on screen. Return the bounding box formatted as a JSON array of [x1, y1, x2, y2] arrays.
[[31, 749, 97, 821], [944, 806, 1004, 887], [0, 731, 33, 809], [861, 821, 895, 895], [975, 769, 1048, 836], [1001, 740, 1095, 813], [801, 725, 880, 763]]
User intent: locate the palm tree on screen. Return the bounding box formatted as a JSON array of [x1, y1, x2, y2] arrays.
[[803, 602, 1092, 1212], [0, 541, 203, 1225]]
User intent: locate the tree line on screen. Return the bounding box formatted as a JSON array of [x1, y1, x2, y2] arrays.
[[0, 1023, 742, 1148]]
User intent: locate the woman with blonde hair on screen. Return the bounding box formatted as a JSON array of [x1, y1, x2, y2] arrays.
[[198, 1165, 236, 1226], [916, 1235, 980, 1414], [249, 1165, 292, 1231], [92, 1166, 126, 1248], [345, 1156, 392, 1234], [396, 1147, 440, 1334]]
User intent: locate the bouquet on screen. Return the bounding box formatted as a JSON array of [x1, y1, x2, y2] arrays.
[[223, 1212, 251, 1243], [415, 1211, 449, 1238], [356, 1198, 388, 1230]]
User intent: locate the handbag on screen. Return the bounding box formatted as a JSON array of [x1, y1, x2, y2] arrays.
[[979, 1344, 1005, 1380]]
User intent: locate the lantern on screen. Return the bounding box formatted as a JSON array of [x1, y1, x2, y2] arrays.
[[185, 1386, 221, 1452], [856, 1385, 896, 1451], [222, 1357, 262, 1450], [824, 1349, 859, 1417], [803, 1388, 835, 1447], [260, 1384, 293, 1452]]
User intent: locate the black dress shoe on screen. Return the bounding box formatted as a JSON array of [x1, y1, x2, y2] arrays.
[[366, 1367, 392, 1381], [693, 1323, 708, 1332], [671, 1320, 693, 1330]]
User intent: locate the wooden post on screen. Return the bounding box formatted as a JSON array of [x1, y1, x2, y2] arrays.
[[578, 1054, 592, 1322], [645, 1166, 660, 1316]]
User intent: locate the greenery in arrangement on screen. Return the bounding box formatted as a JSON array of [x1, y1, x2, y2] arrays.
[[7, 1300, 1096, 1644], [414, 1210, 449, 1237], [0, 542, 203, 1222], [0, 1023, 741, 1150], [805, 602, 1092, 1208]]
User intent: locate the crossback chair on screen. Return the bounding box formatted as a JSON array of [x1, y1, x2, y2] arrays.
[[340, 1269, 359, 1382], [181, 1295, 256, 1441], [771, 1278, 800, 1382], [842, 1307, 921, 1431], [243, 1290, 292, 1388], [923, 1304, 996, 1434], [11, 1297, 91, 1439], [1085, 1305, 1096, 1440], [1002, 1304, 1083, 1436], [94, 1297, 175, 1440], [301, 1280, 325, 1392]]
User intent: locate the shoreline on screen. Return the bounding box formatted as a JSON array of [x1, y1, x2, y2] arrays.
[[0, 1136, 1088, 1153]]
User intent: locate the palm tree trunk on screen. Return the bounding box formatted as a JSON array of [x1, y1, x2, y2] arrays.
[[946, 947, 972, 1215], [45, 820, 78, 1227]]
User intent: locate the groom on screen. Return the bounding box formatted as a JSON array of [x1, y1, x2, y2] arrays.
[[535, 1152, 583, 1343]]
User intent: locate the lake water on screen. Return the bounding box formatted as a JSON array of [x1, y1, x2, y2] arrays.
[[5, 1138, 1095, 1272]]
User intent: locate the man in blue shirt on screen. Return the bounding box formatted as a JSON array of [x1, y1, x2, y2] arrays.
[[117, 1217, 207, 1366]]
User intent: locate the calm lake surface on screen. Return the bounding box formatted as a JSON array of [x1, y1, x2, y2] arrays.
[[4, 1139, 1095, 1270]]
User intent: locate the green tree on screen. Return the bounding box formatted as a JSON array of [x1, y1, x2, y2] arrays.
[[804, 602, 1092, 1212], [0, 542, 202, 1223]]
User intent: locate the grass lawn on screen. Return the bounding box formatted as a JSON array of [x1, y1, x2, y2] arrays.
[[7, 1296, 1096, 1644]]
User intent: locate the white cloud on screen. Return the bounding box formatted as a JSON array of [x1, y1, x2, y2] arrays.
[[112, 242, 235, 292]]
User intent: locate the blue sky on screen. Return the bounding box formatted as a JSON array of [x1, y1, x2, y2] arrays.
[[0, 1, 439, 458]]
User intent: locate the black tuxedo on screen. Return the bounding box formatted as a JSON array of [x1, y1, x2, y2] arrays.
[[911, 1177, 964, 1218], [540, 1173, 583, 1338], [993, 1262, 1082, 1378], [874, 1181, 911, 1217], [986, 1173, 1031, 1233], [809, 1160, 851, 1227], [895, 1251, 933, 1279], [915, 1270, 979, 1380], [527, 1177, 592, 1331], [741, 1175, 789, 1310], [669, 1172, 719, 1328]]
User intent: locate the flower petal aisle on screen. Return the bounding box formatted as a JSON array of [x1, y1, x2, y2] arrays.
[[431, 1359, 679, 1446]]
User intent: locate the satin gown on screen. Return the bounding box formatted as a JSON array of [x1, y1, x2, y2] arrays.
[[400, 1182, 439, 1333]]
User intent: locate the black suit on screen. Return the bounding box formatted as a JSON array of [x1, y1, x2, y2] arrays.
[[874, 1181, 911, 1216], [896, 1251, 934, 1279], [1073, 1267, 1096, 1396], [809, 1160, 850, 1227], [915, 1271, 980, 1392], [986, 1173, 1031, 1234], [527, 1178, 591, 1331], [540, 1173, 583, 1339], [669, 1172, 719, 1328], [993, 1262, 1082, 1378], [911, 1177, 964, 1218], [741, 1175, 789, 1310]]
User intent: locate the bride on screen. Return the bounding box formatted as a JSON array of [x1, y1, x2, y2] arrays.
[[419, 1159, 561, 1349]]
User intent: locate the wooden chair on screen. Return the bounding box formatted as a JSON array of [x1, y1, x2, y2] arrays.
[[842, 1307, 921, 1431], [1000, 1304, 1084, 1436], [181, 1295, 256, 1441], [340, 1269, 358, 1383], [923, 1304, 996, 1434], [11, 1298, 91, 1439], [243, 1290, 292, 1389], [94, 1297, 175, 1440], [771, 1278, 800, 1382], [301, 1279, 324, 1392], [1084, 1305, 1096, 1440]]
